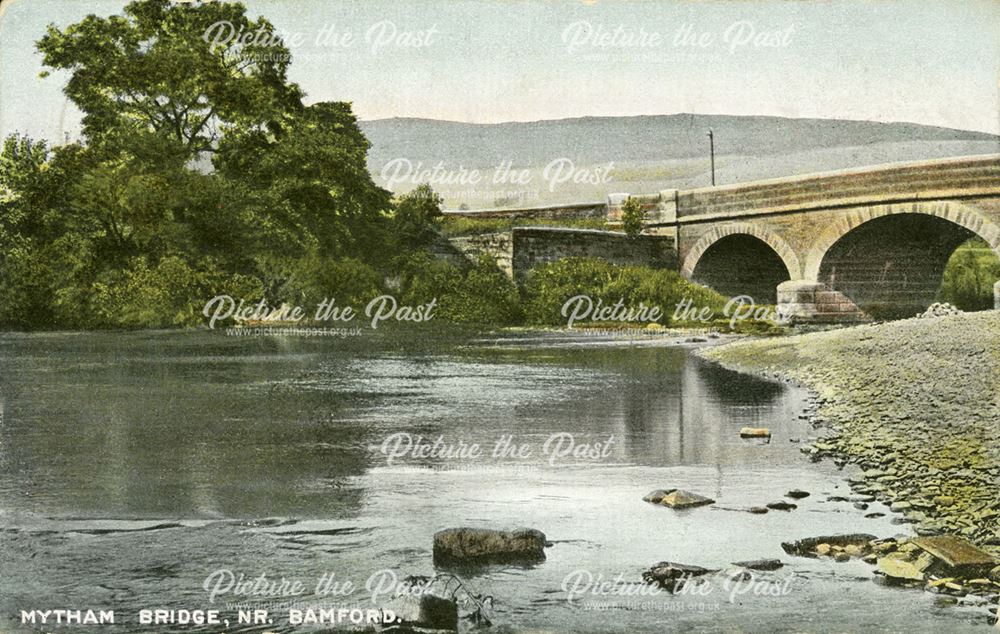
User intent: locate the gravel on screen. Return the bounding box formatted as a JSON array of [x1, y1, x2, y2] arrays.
[[702, 311, 1000, 555]]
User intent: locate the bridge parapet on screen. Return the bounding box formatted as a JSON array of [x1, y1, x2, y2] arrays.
[[676, 154, 1000, 221]]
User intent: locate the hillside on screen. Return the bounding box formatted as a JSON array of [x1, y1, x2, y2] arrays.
[[359, 114, 999, 208]]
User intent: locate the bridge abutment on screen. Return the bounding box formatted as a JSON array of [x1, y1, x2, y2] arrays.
[[777, 280, 868, 324]]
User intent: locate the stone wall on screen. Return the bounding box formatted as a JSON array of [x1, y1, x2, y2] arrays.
[[441, 201, 606, 221], [446, 232, 514, 277], [511, 227, 676, 283]]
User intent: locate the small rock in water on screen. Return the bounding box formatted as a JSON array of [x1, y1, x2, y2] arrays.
[[740, 427, 772, 439], [767, 501, 797, 511], [642, 562, 714, 592], [642, 489, 677, 504], [785, 489, 810, 499], [732, 558, 784, 571], [865, 512, 886, 519], [748, 506, 769, 515], [658, 490, 715, 509]]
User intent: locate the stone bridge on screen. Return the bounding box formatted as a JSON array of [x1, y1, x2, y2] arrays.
[[609, 154, 1000, 321]]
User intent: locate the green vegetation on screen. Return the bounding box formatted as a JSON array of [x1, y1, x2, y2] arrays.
[[0, 0, 532, 331], [938, 238, 1000, 311], [620, 197, 644, 239], [7, 0, 985, 333], [521, 257, 731, 327]]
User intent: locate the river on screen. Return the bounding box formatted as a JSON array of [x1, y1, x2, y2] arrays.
[[0, 330, 991, 632]]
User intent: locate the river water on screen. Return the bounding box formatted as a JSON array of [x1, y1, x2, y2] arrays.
[[0, 330, 993, 632]]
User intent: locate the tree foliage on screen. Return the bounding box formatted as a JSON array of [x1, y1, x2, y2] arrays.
[[1, 0, 411, 329], [37, 0, 302, 155], [620, 196, 644, 239]]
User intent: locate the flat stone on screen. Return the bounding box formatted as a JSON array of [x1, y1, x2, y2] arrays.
[[786, 489, 811, 499], [748, 506, 769, 514], [877, 552, 933, 583], [912, 535, 997, 574], [767, 501, 797, 511], [732, 558, 784, 571], [659, 490, 715, 509], [740, 427, 772, 438], [642, 489, 677, 504]]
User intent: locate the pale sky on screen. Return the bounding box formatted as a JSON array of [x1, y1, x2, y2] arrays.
[[1, 0, 998, 143]]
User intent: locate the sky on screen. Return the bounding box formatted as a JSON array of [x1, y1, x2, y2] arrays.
[[1, 0, 998, 144]]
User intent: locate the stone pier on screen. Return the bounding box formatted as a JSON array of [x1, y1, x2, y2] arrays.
[[777, 280, 868, 324]]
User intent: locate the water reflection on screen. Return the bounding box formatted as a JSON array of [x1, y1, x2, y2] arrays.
[[0, 332, 807, 519], [0, 331, 988, 633]]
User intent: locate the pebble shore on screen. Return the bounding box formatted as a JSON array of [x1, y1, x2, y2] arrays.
[[702, 311, 1000, 556]]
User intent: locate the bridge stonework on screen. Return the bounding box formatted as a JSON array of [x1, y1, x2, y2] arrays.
[[444, 155, 1000, 322], [657, 155, 1000, 321]]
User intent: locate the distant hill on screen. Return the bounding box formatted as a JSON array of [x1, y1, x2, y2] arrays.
[[358, 114, 999, 208]]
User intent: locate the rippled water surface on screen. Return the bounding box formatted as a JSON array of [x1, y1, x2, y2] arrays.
[[0, 330, 992, 632]]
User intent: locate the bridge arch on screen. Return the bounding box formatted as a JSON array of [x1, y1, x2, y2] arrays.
[[682, 222, 801, 280], [681, 222, 801, 303], [803, 201, 1000, 281], [803, 201, 1000, 318]]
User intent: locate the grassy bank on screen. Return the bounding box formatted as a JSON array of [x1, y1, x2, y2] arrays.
[[702, 311, 1000, 554]]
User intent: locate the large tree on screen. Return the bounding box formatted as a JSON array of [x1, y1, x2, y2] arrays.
[[37, 0, 303, 156], [1, 0, 397, 329]]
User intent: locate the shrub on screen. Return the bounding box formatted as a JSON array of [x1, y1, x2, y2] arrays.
[[620, 196, 644, 239], [521, 257, 729, 327], [280, 253, 383, 309], [399, 251, 521, 325]]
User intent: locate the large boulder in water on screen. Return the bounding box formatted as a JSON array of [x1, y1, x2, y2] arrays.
[[433, 527, 547, 566]]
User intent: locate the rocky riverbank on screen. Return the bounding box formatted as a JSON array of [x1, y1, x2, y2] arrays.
[[701, 311, 1000, 556]]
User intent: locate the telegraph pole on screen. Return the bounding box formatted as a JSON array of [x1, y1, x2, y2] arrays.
[[707, 128, 716, 186]]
